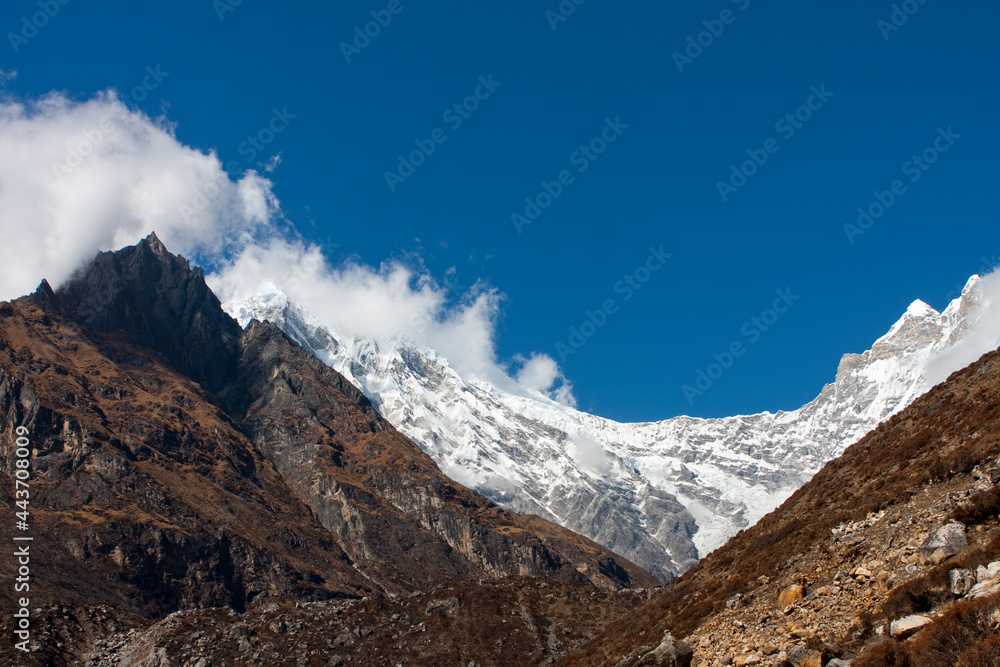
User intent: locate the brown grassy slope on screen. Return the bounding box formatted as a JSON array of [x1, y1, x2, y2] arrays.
[[857, 591, 1000, 667], [564, 346, 1000, 666], [0, 295, 376, 615]]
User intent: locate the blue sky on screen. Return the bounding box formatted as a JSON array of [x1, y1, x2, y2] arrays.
[[2, 0, 998, 421]]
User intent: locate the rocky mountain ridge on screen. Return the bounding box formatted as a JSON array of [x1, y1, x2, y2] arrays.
[[228, 275, 995, 579], [0, 234, 653, 665]]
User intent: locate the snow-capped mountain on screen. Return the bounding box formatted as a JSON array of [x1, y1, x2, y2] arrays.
[[225, 276, 994, 580]]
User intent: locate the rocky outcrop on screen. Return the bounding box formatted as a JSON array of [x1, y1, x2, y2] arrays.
[[920, 521, 967, 563], [0, 299, 377, 620], [633, 635, 693, 667], [55, 232, 243, 393], [888, 615, 932, 639]]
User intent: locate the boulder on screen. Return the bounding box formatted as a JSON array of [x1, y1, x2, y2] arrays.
[[889, 615, 932, 639], [634, 634, 693, 667], [787, 645, 823, 667], [950, 568, 976, 595], [976, 561, 1000, 582], [968, 578, 1000, 599], [425, 597, 460, 614], [778, 584, 805, 608], [920, 522, 966, 562]]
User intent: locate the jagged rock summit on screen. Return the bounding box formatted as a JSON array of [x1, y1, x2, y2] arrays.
[[55, 232, 243, 392]]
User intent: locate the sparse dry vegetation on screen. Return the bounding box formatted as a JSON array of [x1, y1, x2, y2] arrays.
[[950, 483, 1000, 525], [857, 593, 1000, 667], [882, 531, 1000, 618]]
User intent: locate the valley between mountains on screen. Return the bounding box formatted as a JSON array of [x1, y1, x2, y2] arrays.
[[227, 272, 994, 580], [1, 234, 998, 666]]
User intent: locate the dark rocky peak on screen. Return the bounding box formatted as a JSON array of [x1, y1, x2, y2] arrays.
[[32, 278, 56, 303], [52, 232, 243, 393]]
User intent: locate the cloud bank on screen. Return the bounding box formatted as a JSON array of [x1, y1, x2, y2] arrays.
[[0, 91, 277, 300], [0, 91, 576, 406], [924, 270, 1000, 386], [515, 353, 577, 408], [3, 90, 996, 413]]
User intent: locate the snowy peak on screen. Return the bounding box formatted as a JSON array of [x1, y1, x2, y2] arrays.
[[226, 272, 999, 579], [905, 299, 936, 317]]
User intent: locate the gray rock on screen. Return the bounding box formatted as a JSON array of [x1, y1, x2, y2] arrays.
[[968, 577, 1000, 599], [228, 624, 250, 638], [920, 522, 966, 560], [950, 568, 975, 595], [787, 645, 823, 667], [976, 561, 1000, 582], [634, 634, 693, 667], [135, 647, 172, 667], [425, 597, 460, 615], [889, 615, 932, 638]]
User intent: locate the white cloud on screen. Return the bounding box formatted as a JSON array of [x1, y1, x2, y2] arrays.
[[207, 237, 578, 402], [0, 70, 16, 85], [514, 353, 578, 407], [924, 269, 1000, 386], [262, 153, 282, 173], [0, 91, 278, 300], [570, 435, 611, 475], [0, 89, 576, 405]]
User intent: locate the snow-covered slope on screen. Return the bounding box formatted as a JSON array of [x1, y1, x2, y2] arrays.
[[225, 276, 995, 580]]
